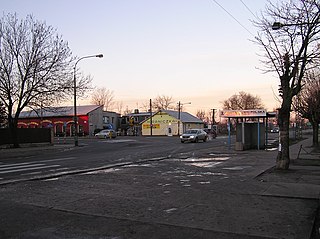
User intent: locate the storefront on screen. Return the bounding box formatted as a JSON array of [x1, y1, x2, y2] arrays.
[[141, 110, 204, 136], [18, 105, 120, 136]]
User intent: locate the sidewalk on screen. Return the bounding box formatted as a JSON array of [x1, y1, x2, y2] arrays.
[[256, 136, 320, 238]]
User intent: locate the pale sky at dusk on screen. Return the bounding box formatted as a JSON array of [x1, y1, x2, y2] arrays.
[[2, 0, 280, 115]]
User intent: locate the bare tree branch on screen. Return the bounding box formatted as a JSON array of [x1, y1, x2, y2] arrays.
[[252, 0, 320, 169], [0, 13, 80, 147]]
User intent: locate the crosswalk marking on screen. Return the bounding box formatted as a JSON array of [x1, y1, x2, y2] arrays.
[[0, 163, 45, 170], [0, 162, 35, 168], [0, 164, 60, 174], [0, 157, 76, 183]]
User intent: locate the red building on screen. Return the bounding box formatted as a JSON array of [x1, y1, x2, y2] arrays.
[[18, 105, 120, 136]]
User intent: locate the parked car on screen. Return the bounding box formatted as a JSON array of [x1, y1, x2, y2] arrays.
[[270, 127, 279, 133], [203, 128, 217, 139], [180, 129, 208, 143], [95, 129, 117, 139]]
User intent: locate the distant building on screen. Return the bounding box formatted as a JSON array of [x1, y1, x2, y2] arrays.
[[17, 105, 120, 136], [141, 110, 204, 136], [119, 109, 151, 136]]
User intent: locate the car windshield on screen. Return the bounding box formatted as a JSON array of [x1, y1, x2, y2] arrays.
[[185, 130, 198, 134]]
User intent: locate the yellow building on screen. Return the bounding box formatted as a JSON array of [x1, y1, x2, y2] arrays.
[[141, 110, 204, 136]]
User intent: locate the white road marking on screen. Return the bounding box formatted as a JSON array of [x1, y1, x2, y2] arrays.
[[30, 157, 76, 164], [21, 171, 42, 176], [0, 163, 46, 170], [100, 139, 136, 143], [0, 165, 60, 174], [0, 157, 75, 167], [0, 162, 35, 168]]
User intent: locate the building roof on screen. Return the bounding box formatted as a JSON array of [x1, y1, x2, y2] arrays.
[[19, 105, 102, 118], [126, 112, 151, 117], [163, 110, 203, 123], [140, 109, 203, 124]]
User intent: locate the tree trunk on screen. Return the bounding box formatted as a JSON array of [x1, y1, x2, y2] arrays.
[[276, 106, 290, 170], [312, 121, 319, 147], [8, 115, 19, 148]]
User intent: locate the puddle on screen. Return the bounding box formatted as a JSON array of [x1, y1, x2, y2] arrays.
[[42, 177, 59, 181], [198, 181, 210, 184], [201, 172, 227, 176], [186, 174, 203, 177], [158, 183, 171, 187], [179, 157, 230, 163], [122, 163, 152, 168], [223, 166, 252, 170], [266, 147, 278, 151], [179, 179, 190, 182], [209, 153, 235, 158], [164, 208, 177, 213], [83, 168, 122, 174], [189, 161, 222, 168]]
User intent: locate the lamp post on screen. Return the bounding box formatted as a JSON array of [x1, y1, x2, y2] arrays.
[[177, 101, 191, 136], [272, 21, 312, 30], [73, 54, 103, 146]]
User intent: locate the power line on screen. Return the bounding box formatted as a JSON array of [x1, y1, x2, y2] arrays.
[[239, 0, 258, 19], [211, 0, 255, 37]]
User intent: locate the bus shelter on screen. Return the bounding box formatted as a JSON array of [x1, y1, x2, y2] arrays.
[[220, 109, 276, 150]]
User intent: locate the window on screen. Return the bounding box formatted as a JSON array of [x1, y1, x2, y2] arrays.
[[103, 116, 109, 124]]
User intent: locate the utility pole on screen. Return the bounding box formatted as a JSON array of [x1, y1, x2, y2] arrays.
[[211, 109, 216, 128], [178, 101, 181, 136], [211, 108, 216, 138], [150, 99, 152, 136], [177, 101, 191, 136]]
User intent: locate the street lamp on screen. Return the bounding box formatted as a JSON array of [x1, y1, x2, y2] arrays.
[[177, 101, 191, 136], [272, 21, 310, 30], [73, 54, 103, 146]]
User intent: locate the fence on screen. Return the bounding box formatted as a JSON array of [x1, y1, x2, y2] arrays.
[[0, 128, 53, 146]]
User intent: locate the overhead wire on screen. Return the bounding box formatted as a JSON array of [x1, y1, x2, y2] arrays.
[[239, 0, 258, 19], [211, 0, 255, 37]]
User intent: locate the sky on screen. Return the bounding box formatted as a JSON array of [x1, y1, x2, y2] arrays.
[[2, 0, 280, 115]]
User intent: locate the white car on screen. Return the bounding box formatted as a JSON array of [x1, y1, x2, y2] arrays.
[[95, 129, 117, 139], [180, 129, 208, 143]]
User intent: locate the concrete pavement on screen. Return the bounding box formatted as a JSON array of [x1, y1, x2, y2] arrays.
[[0, 135, 319, 238]]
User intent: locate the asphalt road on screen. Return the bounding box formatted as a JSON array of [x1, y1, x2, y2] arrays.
[[0, 136, 233, 185], [1, 133, 318, 239]]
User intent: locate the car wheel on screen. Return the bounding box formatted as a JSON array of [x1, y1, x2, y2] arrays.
[[203, 136, 207, 142], [195, 137, 199, 143], [181, 140, 184, 143]]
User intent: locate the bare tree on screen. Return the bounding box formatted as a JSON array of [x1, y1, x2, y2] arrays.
[[90, 87, 114, 111], [0, 13, 79, 147], [0, 100, 6, 127], [153, 95, 174, 110], [196, 110, 206, 121], [293, 70, 320, 147], [123, 106, 132, 116], [114, 101, 124, 115], [222, 91, 265, 110], [253, 0, 320, 169]]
